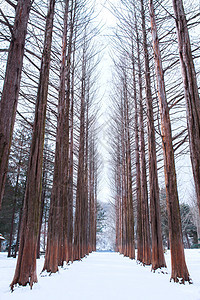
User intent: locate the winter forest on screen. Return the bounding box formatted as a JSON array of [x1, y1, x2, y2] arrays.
[[0, 0, 200, 299]]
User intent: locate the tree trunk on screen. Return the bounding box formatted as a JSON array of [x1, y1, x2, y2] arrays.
[[68, 53, 75, 263], [139, 91, 151, 266], [61, 0, 77, 265], [121, 105, 127, 257], [115, 187, 120, 252], [0, 0, 32, 208], [10, 0, 55, 289], [43, 0, 70, 273], [172, 0, 200, 215], [74, 48, 86, 260], [119, 185, 122, 254], [136, 22, 151, 265], [116, 140, 122, 253], [67, 2, 77, 263], [88, 133, 97, 253], [149, 0, 191, 283], [84, 98, 89, 255], [94, 162, 97, 251], [124, 75, 135, 259], [89, 136, 95, 253], [132, 24, 143, 262], [140, 0, 166, 270], [126, 111, 135, 260]]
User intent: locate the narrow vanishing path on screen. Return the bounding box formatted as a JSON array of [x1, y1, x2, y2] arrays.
[[1, 251, 200, 300]]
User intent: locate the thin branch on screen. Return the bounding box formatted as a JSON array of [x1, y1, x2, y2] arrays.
[[16, 111, 33, 128], [4, 0, 17, 9], [0, 8, 13, 35]]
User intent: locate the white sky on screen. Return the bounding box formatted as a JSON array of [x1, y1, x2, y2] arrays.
[[95, 0, 117, 203]]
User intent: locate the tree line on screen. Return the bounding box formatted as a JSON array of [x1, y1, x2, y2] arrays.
[[0, 0, 200, 290], [0, 0, 101, 290], [109, 0, 200, 284]]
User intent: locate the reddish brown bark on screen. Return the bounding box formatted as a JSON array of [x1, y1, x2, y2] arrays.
[[131, 45, 142, 262], [139, 94, 151, 266], [172, 0, 200, 215], [118, 189, 122, 254], [0, 0, 32, 208], [124, 75, 135, 259], [43, 0, 70, 273], [61, 0, 76, 265], [84, 99, 89, 255], [74, 46, 86, 260], [121, 103, 127, 256], [114, 72, 135, 259], [140, 0, 166, 270], [10, 0, 55, 289], [149, 0, 191, 283], [115, 139, 122, 253], [135, 22, 151, 265], [67, 2, 77, 263], [115, 189, 120, 252], [126, 119, 135, 260], [94, 162, 97, 251], [88, 136, 96, 253]]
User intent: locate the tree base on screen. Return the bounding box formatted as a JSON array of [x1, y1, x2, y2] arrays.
[[10, 275, 38, 292], [170, 276, 193, 284], [151, 267, 168, 274]]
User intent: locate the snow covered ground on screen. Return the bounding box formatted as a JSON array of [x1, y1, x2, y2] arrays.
[[0, 249, 200, 300]]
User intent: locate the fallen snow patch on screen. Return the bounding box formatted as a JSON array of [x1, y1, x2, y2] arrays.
[[0, 250, 200, 300]]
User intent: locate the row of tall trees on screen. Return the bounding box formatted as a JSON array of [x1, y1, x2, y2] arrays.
[[0, 0, 100, 290], [0, 0, 199, 289], [112, 67, 135, 259], [109, 0, 199, 283]]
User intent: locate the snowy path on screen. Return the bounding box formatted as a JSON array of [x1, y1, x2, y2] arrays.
[[0, 250, 200, 300]]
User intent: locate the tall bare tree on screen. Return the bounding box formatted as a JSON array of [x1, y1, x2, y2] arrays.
[[149, 0, 191, 283], [0, 0, 32, 208], [172, 0, 200, 215], [43, 0, 70, 273], [124, 79, 135, 259], [10, 0, 56, 289], [73, 39, 87, 260], [140, 0, 166, 270], [136, 20, 151, 265], [133, 56, 142, 263]]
